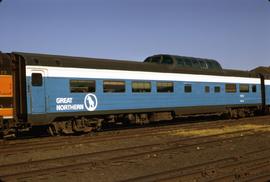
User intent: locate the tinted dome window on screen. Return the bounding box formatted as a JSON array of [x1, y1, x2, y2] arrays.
[[151, 56, 161, 63], [162, 56, 173, 64], [144, 55, 222, 72]]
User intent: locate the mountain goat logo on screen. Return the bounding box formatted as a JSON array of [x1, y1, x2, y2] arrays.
[[84, 94, 98, 111]]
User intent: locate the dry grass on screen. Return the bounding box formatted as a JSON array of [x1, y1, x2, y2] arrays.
[[167, 124, 270, 137]]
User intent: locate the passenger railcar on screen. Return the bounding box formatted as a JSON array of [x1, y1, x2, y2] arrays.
[[0, 52, 269, 136]]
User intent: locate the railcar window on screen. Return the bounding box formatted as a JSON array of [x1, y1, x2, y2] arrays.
[[213, 62, 220, 69], [144, 57, 152, 63], [151, 56, 161, 64], [240, 84, 249, 93], [103, 80, 125, 93], [70, 80, 95, 93], [161, 56, 173, 65], [157, 82, 174, 93], [214, 86, 221, 93], [192, 60, 201, 69], [252, 85, 257, 93], [32, 73, 43, 86], [207, 62, 215, 69], [132, 81, 151, 93], [205, 86, 210, 93], [176, 58, 184, 66], [184, 60, 192, 68], [225, 84, 237, 93], [199, 61, 208, 69], [184, 84, 192, 93]]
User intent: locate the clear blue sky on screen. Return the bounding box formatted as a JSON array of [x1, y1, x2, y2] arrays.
[[0, 0, 269, 70]]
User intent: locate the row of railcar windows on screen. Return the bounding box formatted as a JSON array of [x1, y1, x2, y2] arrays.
[[225, 84, 256, 93], [69, 80, 257, 94], [70, 80, 174, 93], [181, 84, 256, 93]]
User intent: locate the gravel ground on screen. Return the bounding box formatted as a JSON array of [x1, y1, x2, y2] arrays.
[[1, 116, 270, 182]]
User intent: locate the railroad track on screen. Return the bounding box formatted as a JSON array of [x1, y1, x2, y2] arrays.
[[0, 127, 268, 181], [121, 147, 270, 182], [0, 115, 269, 156]]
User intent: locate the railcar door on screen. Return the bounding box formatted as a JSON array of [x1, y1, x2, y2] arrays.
[[29, 70, 46, 114]]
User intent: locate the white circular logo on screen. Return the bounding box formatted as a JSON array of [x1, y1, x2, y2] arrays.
[[84, 93, 98, 111]]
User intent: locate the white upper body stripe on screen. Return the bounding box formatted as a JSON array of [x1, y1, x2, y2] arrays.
[[26, 65, 270, 85]]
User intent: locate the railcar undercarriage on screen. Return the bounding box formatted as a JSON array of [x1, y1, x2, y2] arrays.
[[1, 105, 269, 138], [46, 111, 174, 136], [41, 107, 269, 137]]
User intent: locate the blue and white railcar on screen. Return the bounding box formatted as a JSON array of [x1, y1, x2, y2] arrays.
[[25, 66, 264, 113]]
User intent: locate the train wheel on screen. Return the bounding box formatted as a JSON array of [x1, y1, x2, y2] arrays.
[[48, 125, 58, 136], [95, 119, 103, 131]]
